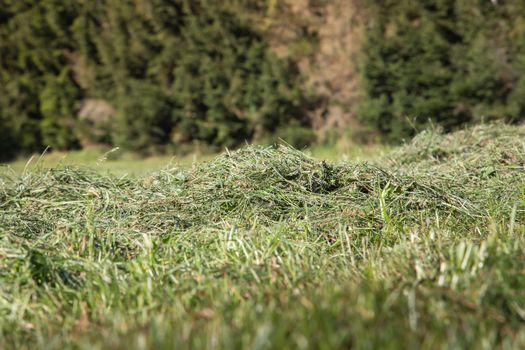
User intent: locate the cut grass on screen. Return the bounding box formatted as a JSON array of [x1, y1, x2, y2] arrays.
[[1, 123, 525, 349]]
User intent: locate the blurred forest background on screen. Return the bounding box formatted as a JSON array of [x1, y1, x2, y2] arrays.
[[1, 0, 525, 161]]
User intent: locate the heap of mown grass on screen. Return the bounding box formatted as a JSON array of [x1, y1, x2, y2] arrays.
[[1, 124, 525, 349]]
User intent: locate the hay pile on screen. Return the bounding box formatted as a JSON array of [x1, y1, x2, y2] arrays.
[[2, 124, 523, 244], [1, 123, 525, 348]]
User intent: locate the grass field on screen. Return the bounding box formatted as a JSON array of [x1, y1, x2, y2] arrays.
[[2, 143, 388, 177], [2, 148, 213, 177], [1, 124, 525, 349]]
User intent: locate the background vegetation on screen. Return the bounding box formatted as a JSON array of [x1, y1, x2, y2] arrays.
[[359, 0, 525, 141], [1, 0, 525, 158], [0, 0, 308, 159]]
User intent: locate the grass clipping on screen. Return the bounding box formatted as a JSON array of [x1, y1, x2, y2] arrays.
[[1, 123, 525, 349]]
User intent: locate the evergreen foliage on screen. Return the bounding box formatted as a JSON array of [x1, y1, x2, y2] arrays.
[[171, 1, 304, 148], [0, 0, 80, 153], [0, 0, 306, 157], [359, 0, 525, 141], [2, 1, 525, 157]]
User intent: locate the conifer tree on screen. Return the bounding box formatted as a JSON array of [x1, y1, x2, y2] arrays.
[[172, 0, 303, 147], [359, 0, 525, 141]]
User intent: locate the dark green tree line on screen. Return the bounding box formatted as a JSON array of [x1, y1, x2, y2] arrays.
[[0, 0, 82, 157], [0, 0, 308, 159], [359, 0, 525, 141], [2, 0, 525, 160]]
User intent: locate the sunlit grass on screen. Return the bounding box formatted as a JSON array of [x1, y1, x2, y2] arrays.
[[1, 124, 525, 349], [3, 148, 213, 177], [3, 143, 389, 177]]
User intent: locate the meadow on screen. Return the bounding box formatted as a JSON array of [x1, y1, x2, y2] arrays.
[[1, 123, 525, 349], [3, 142, 387, 177]]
